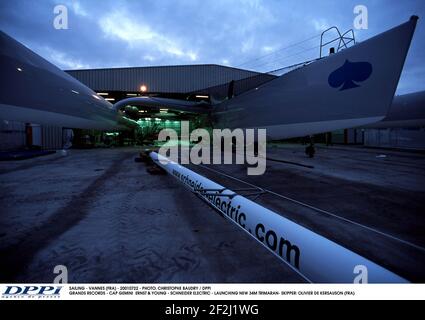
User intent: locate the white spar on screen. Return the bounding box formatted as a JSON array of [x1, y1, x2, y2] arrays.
[[150, 152, 408, 283]]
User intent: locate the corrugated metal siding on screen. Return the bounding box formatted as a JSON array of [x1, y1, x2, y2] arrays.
[[193, 73, 276, 99], [42, 126, 63, 150], [332, 129, 345, 144], [0, 120, 26, 150], [364, 128, 425, 150], [66, 64, 265, 93], [0, 121, 63, 151]]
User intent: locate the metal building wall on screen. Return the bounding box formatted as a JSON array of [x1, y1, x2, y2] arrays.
[[0, 121, 63, 151], [66, 64, 266, 93], [192, 73, 276, 99], [42, 125, 63, 150], [0, 120, 26, 150], [364, 128, 425, 150]]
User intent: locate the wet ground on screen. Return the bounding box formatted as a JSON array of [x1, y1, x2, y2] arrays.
[[0, 144, 424, 283]]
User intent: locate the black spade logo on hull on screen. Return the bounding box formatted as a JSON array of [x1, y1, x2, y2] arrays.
[[328, 60, 373, 91]]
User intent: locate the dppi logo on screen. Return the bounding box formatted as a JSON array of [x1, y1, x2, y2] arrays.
[[328, 60, 373, 91], [2, 286, 62, 298]]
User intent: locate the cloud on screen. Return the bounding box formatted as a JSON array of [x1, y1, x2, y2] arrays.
[[261, 46, 275, 53], [311, 18, 330, 32], [0, 0, 424, 93], [241, 38, 254, 53], [143, 54, 156, 62], [70, 1, 87, 17], [187, 51, 198, 61], [99, 10, 198, 62], [41, 46, 92, 69]]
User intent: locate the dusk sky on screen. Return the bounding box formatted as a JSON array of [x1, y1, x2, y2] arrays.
[[1, 0, 424, 94]]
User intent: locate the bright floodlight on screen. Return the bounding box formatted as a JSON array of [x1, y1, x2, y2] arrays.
[[140, 85, 147, 92]]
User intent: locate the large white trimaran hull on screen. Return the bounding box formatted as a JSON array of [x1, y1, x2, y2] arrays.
[[213, 16, 419, 140]]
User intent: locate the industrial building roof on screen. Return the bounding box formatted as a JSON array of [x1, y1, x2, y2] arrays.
[[66, 64, 275, 94]]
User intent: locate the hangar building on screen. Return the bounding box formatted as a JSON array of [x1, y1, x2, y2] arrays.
[[1, 64, 423, 151], [66, 64, 275, 100], [0, 64, 274, 150]]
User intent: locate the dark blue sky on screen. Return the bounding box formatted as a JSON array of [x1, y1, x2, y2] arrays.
[[1, 0, 424, 93]]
